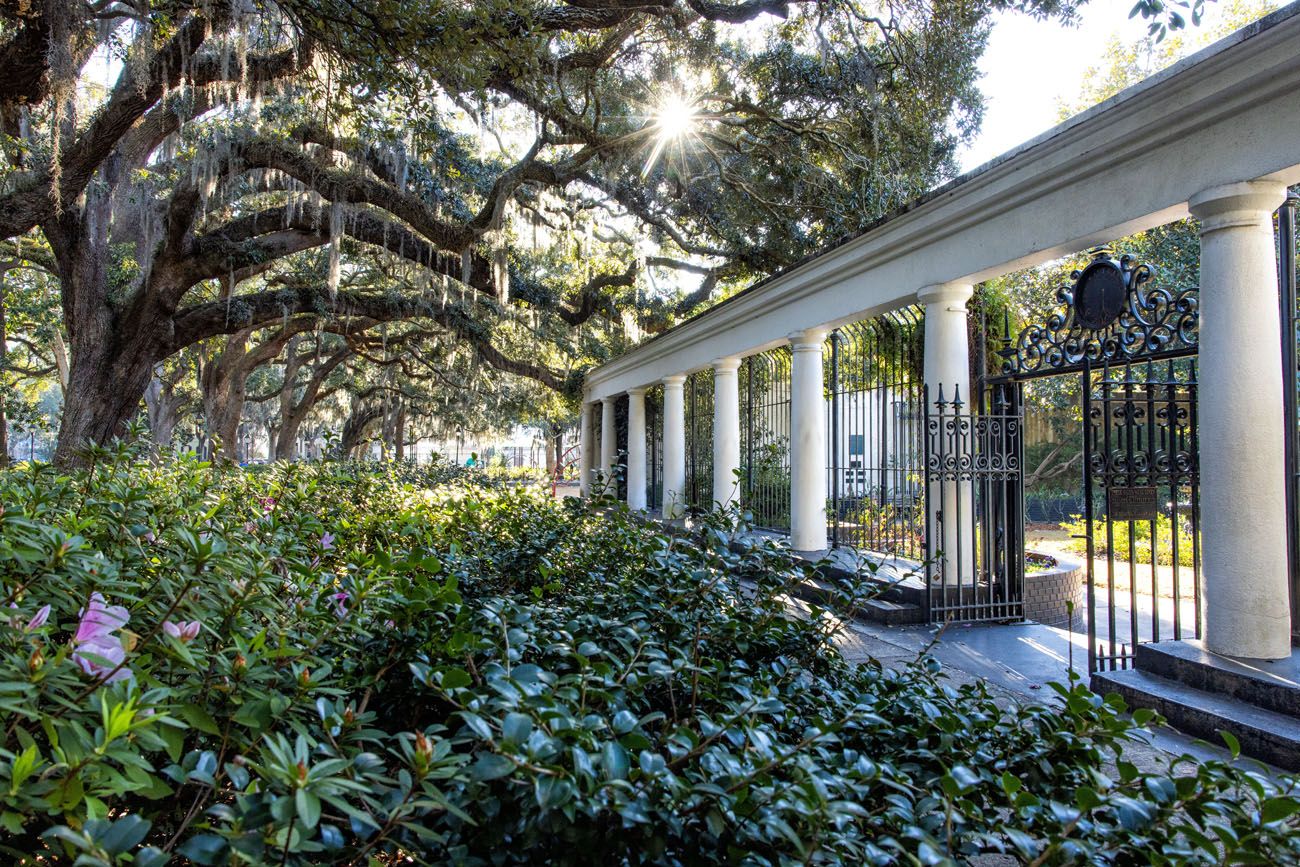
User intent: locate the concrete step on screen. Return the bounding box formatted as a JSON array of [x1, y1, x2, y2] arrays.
[[789, 578, 926, 625], [857, 597, 927, 626], [1134, 640, 1300, 719], [1092, 667, 1300, 771]]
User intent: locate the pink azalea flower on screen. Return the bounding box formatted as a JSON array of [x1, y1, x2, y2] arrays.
[[6, 603, 48, 631], [163, 619, 202, 642], [329, 591, 350, 619], [25, 604, 51, 632], [318, 531, 335, 551], [72, 593, 133, 683]]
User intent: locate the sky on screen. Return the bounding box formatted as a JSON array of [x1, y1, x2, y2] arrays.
[[956, 0, 1241, 173]]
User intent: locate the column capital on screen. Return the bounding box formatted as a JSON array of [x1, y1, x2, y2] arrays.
[[626, 386, 649, 397], [712, 356, 742, 373], [788, 327, 828, 351], [661, 373, 686, 388], [1189, 180, 1288, 232], [917, 282, 974, 309], [600, 395, 617, 405]]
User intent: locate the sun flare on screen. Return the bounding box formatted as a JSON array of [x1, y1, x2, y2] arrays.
[[642, 90, 699, 177], [654, 92, 697, 140]]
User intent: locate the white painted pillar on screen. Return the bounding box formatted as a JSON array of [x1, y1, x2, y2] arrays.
[[713, 357, 742, 510], [790, 329, 829, 551], [600, 397, 617, 493], [1188, 180, 1290, 659], [662, 375, 687, 519], [626, 388, 648, 511], [919, 283, 976, 582], [579, 402, 594, 497]]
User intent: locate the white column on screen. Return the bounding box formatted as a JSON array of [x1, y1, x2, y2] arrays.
[[579, 402, 594, 497], [713, 357, 742, 510], [1189, 180, 1290, 659], [626, 388, 648, 510], [662, 375, 687, 519], [919, 283, 976, 582], [790, 329, 829, 551], [600, 397, 617, 493]]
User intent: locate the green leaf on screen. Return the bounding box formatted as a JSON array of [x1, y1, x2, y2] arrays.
[[178, 833, 228, 865], [468, 754, 514, 781], [98, 815, 151, 855], [134, 846, 169, 867], [501, 713, 533, 745], [1261, 796, 1300, 824], [175, 705, 220, 736], [459, 712, 493, 741], [602, 741, 629, 781], [296, 789, 322, 830]]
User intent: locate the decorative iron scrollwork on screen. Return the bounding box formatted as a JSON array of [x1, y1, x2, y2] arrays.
[[1000, 249, 1198, 376]]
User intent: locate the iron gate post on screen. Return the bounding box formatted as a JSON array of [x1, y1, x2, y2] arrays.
[[1280, 195, 1300, 644]]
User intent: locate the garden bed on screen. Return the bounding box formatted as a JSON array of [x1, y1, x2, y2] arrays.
[[1024, 551, 1086, 629], [0, 449, 1297, 864]]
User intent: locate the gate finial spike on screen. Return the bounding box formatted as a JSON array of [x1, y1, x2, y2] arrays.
[[952, 383, 963, 410], [935, 383, 946, 407]]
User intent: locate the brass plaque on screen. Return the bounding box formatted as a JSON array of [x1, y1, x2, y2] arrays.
[[1108, 486, 1159, 521]]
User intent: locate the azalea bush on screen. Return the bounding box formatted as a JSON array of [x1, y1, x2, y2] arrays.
[[2, 444, 1300, 865]]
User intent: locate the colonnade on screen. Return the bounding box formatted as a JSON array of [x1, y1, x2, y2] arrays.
[[580, 179, 1295, 661]]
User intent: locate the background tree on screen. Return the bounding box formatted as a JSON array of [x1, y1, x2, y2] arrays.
[[2, 0, 1112, 465]]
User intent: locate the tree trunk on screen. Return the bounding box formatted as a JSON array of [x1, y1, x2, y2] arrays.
[[200, 335, 253, 462], [48, 189, 168, 467], [395, 404, 406, 461], [143, 366, 183, 451], [273, 336, 303, 460], [53, 319, 162, 467], [275, 347, 349, 459], [338, 403, 382, 458]]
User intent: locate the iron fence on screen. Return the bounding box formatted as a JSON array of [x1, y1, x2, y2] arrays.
[[646, 384, 664, 511], [825, 308, 926, 558], [741, 348, 793, 531], [685, 369, 714, 511]]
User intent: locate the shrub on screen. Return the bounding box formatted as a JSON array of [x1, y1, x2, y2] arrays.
[[1, 443, 1298, 865], [1061, 511, 1197, 567]]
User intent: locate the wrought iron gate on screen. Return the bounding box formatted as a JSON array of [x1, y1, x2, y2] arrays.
[[1083, 359, 1199, 671], [922, 382, 1025, 622], [926, 248, 1202, 654]]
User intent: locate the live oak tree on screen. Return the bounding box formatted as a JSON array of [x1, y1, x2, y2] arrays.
[[10, 0, 1202, 467]]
